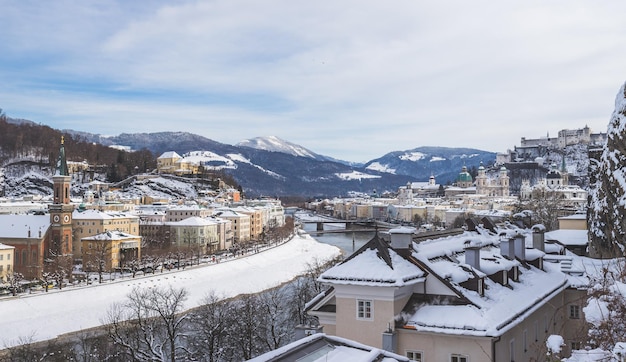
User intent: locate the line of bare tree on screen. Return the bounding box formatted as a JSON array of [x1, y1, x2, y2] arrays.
[[0, 257, 339, 362]]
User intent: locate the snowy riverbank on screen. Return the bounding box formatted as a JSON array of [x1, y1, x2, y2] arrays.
[[0, 233, 341, 348]]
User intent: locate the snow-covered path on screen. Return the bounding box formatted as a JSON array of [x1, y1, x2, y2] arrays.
[[0, 234, 341, 348]]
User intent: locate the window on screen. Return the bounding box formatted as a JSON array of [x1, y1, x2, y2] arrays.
[[7, 254, 9, 260], [0, 254, 3, 260], [509, 339, 515, 362], [569, 305, 580, 319], [0, 265, 3, 272], [523, 329, 527, 352], [357, 299, 373, 319], [451, 354, 468, 362], [534, 321, 539, 342], [406, 350, 423, 361]]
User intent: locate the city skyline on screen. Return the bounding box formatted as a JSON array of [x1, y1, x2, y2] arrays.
[[1, 1, 624, 162]]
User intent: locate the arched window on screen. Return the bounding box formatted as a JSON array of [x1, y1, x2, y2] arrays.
[[22, 250, 28, 265]]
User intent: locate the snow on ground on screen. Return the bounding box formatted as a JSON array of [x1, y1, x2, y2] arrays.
[[0, 234, 341, 348], [335, 171, 381, 181], [399, 152, 426, 162], [365, 162, 396, 174], [226, 153, 285, 179]]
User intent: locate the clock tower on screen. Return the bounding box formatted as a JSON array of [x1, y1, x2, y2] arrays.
[[48, 136, 74, 258]]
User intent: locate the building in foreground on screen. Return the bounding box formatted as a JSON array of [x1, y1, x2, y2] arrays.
[[248, 333, 409, 362], [307, 223, 588, 361]]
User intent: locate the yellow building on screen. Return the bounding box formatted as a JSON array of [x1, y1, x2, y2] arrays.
[[156, 151, 182, 174], [217, 210, 250, 244], [233, 207, 264, 240], [82, 231, 141, 271], [0, 244, 15, 283], [72, 209, 140, 259]]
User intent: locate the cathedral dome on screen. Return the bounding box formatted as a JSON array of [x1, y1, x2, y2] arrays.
[[457, 165, 473, 183]]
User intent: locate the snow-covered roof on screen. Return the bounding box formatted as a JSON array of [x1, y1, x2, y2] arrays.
[[559, 213, 587, 220], [320, 248, 426, 287], [73, 209, 138, 220], [248, 333, 409, 362], [158, 151, 181, 159], [316, 224, 587, 338], [405, 232, 569, 336], [168, 216, 218, 227], [0, 243, 15, 250], [546, 229, 589, 246], [0, 214, 50, 239], [82, 230, 139, 241]]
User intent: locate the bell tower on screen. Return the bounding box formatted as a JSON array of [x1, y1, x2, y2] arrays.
[[48, 136, 74, 258]]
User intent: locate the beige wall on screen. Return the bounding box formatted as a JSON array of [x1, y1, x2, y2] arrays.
[[335, 297, 396, 348], [558, 218, 587, 230], [0, 246, 14, 282], [73, 215, 140, 258], [396, 330, 491, 361]]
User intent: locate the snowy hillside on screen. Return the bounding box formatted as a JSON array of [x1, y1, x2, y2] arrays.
[[237, 136, 323, 160], [364, 146, 496, 184]]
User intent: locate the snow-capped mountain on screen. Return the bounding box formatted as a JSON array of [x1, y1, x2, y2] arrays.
[[236, 136, 364, 167], [364, 146, 497, 183], [237, 136, 322, 160]]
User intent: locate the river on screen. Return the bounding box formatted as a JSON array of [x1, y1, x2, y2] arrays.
[[301, 222, 375, 257]]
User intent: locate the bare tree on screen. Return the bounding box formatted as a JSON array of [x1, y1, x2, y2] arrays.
[[585, 260, 626, 350], [6, 271, 23, 296], [258, 287, 293, 351], [84, 241, 111, 284], [228, 294, 264, 360], [105, 286, 190, 362], [188, 291, 234, 362], [1, 334, 76, 362]]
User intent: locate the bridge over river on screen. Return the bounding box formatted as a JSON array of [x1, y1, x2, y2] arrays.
[[296, 215, 395, 234]]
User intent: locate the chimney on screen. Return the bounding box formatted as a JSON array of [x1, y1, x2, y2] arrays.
[[382, 324, 397, 353], [464, 239, 481, 270], [532, 224, 546, 252], [514, 232, 526, 260], [499, 232, 516, 260], [389, 226, 415, 251]]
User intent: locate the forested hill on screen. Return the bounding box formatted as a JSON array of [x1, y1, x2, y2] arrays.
[[0, 113, 156, 182]]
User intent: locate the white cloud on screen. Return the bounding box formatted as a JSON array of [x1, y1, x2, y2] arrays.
[[1, 0, 625, 162]]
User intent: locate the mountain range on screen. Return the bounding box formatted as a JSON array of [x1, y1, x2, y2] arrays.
[[75, 131, 495, 197], [2, 117, 496, 198]]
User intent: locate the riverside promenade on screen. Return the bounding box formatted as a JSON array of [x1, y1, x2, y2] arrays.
[[0, 234, 341, 348]]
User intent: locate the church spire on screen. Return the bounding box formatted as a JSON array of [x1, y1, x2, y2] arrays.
[[55, 136, 69, 176]]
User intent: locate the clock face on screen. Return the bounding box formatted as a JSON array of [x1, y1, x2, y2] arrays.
[[53, 215, 60, 223], [64, 215, 70, 223]]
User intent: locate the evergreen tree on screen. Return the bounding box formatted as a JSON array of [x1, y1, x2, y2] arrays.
[[588, 82, 626, 258]]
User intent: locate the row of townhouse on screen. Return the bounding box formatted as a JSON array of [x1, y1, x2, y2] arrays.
[[0, 199, 286, 280]]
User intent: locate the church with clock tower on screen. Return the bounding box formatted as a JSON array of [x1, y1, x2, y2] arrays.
[[47, 136, 74, 259]]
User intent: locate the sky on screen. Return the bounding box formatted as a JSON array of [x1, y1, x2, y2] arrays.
[[0, 233, 341, 347], [0, 1, 625, 163]]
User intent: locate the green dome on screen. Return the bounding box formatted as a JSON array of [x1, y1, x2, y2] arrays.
[[457, 166, 472, 182], [457, 172, 473, 182]]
